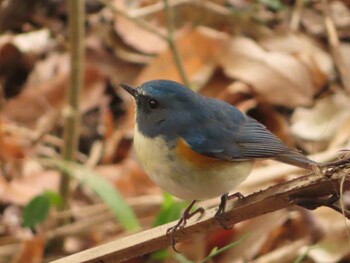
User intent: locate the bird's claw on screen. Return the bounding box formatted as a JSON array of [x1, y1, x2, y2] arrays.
[[215, 192, 244, 229], [166, 200, 204, 252]]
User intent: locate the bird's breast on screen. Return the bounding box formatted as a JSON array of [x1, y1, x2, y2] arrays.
[[133, 125, 254, 200]]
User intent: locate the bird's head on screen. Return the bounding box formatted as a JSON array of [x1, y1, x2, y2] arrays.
[[120, 80, 199, 139]]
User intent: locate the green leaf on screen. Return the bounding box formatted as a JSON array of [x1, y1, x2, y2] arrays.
[[153, 192, 187, 227], [47, 160, 140, 231], [22, 194, 50, 228], [201, 233, 249, 263], [150, 249, 169, 261], [44, 191, 62, 207]]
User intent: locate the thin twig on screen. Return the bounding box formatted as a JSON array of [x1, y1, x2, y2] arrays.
[[163, 0, 190, 87], [322, 0, 350, 93], [101, 0, 191, 86], [290, 0, 304, 31], [60, 0, 85, 210]]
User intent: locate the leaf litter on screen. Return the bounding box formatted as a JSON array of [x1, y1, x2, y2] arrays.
[[0, 0, 349, 262]]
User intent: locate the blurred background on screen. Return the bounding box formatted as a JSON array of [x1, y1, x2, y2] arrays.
[[0, 0, 350, 262]]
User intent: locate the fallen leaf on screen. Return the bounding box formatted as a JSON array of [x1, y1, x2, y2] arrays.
[[114, 16, 168, 55], [329, 115, 350, 148], [301, 1, 350, 38], [330, 1, 350, 28], [220, 36, 316, 107], [135, 27, 229, 89], [199, 69, 233, 98], [291, 91, 350, 142], [11, 235, 45, 263], [2, 53, 105, 126], [307, 208, 350, 263], [219, 211, 289, 261], [216, 81, 254, 110], [11, 29, 52, 54], [0, 42, 34, 98], [0, 119, 27, 162], [0, 162, 59, 205], [95, 158, 158, 198], [259, 32, 333, 90]]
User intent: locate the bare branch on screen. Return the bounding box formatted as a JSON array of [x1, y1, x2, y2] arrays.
[[51, 162, 350, 263]]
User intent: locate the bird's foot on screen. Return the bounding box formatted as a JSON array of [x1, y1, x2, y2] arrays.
[[166, 200, 204, 252], [215, 192, 244, 229]]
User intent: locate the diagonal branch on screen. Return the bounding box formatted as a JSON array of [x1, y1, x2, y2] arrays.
[[52, 163, 350, 263]]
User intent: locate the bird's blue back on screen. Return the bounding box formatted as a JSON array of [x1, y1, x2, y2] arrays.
[[137, 80, 314, 168]]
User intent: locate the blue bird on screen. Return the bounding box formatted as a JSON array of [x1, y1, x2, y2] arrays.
[[120, 79, 316, 249]]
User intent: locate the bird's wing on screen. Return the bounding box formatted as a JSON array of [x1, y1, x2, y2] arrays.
[[182, 116, 287, 160], [181, 99, 314, 169]]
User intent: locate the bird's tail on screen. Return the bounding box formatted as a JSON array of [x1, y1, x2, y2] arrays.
[[275, 150, 317, 170]]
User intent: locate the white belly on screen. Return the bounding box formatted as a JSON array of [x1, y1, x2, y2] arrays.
[[134, 126, 254, 200]]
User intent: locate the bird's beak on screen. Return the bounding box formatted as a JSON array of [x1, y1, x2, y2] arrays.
[[120, 83, 138, 98]]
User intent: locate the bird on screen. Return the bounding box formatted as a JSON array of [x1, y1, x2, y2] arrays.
[[120, 79, 317, 249]]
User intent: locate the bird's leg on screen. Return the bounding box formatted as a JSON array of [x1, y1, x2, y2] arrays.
[[166, 200, 204, 252], [215, 192, 244, 229]]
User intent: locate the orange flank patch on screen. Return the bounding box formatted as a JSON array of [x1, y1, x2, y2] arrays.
[[176, 138, 231, 168]]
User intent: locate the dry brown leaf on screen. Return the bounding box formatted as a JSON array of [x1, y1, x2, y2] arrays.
[[302, 1, 350, 37], [219, 211, 289, 262], [291, 91, 350, 143], [330, 1, 350, 28], [220, 36, 316, 107], [2, 56, 105, 126], [0, 119, 27, 162], [307, 208, 350, 263], [10, 29, 52, 54], [112, 0, 167, 54], [259, 33, 333, 90], [176, 235, 206, 262], [135, 27, 228, 87], [95, 159, 158, 198], [215, 81, 256, 112], [251, 238, 311, 263], [11, 235, 45, 263], [199, 69, 232, 98], [0, 164, 59, 205], [329, 115, 350, 148]]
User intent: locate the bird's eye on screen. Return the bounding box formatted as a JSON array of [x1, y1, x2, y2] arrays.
[[149, 99, 159, 109]]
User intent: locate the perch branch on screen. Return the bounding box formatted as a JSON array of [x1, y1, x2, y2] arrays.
[[52, 162, 350, 263]]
